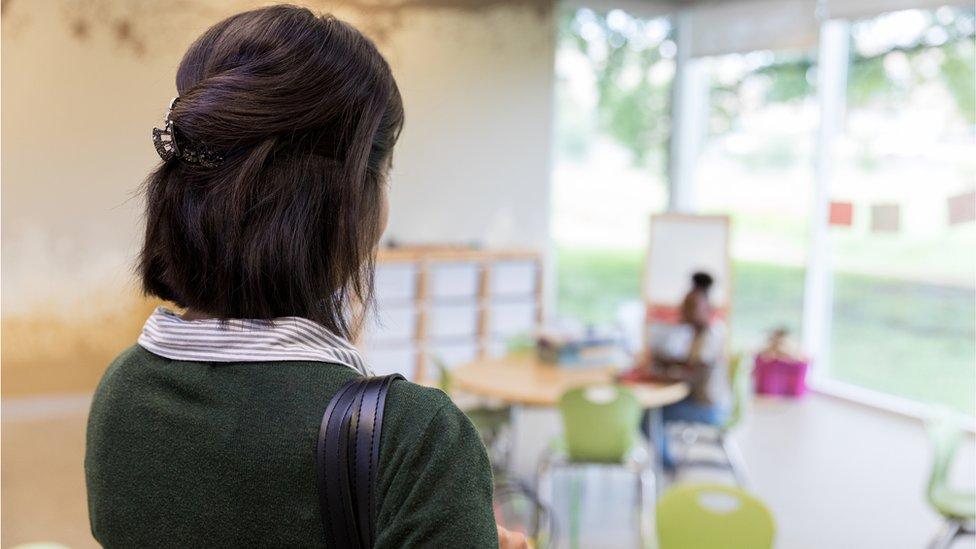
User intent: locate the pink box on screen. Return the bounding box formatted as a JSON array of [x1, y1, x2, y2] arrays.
[[753, 355, 808, 397]]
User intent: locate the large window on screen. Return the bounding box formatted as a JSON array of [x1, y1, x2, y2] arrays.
[[693, 50, 817, 351], [825, 6, 976, 415], [553, 4, 975, 416], [554, 7, 673, 323]]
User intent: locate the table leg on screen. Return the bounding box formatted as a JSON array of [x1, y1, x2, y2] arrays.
[[646, 407, 665, 496], [503, 404, 518, 474]]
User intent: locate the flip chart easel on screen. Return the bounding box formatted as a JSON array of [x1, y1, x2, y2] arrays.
[[642, 213, 732, 349]]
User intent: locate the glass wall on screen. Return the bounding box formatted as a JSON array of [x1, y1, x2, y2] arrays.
[[826, 6, 976, 415], [693, 50, 817, 351], [552, 3, 975, 416], [553, 7, 673, 323]]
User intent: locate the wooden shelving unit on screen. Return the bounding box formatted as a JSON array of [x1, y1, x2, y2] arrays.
[[360, 247, 544, 381]]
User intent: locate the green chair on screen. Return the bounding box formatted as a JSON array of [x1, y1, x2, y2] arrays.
[[536, 384, 653, 548], [723, 353, 751, 432], [560, 385, 641, 463], [673, 353, 750, 485], [657, 483, 775, 549], [925, 412, 975, 549]]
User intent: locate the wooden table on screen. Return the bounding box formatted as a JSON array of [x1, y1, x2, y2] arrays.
[[447, 354, 689, 501], [450, 355, 689, 408]]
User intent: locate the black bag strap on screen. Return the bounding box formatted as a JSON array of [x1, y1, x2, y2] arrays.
[[316, 374, 404, 549]]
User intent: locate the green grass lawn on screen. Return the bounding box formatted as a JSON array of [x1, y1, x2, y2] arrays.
[[557, 247, 976, 415]]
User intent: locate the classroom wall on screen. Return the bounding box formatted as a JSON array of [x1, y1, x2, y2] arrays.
[[0, 0, 556, 395]]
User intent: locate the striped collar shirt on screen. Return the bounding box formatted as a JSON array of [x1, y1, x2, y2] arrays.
[[138, 307, 371, 376]]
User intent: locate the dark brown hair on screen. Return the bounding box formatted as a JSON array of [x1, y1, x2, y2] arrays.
[[140, 5, 403, 338], [691, 272, 714, 293]]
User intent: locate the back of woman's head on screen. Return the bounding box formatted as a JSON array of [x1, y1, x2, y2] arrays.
[[140, 5, 403, 337]]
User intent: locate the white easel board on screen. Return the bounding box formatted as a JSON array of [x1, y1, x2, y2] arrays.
[[643, 214, 731, 310]]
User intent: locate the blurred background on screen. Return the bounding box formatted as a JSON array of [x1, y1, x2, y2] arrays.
[[2, 0, 974, 548]]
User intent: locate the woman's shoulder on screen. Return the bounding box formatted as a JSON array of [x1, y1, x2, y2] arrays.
[[92, 344, 470, 446], [373, 379, 497, 548], [381, 379, 467, 441], [376, 379, 490, 479], [91, 344, 158, 396], [94, 345, 459, 423], [385, 379, 454, 417]]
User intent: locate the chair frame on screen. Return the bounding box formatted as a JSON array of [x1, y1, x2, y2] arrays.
[[666, 353, 751, 485], [927, 518, 974, 549], [669, 422, 749, 486], [925, 412, 976, 549], [534, 442, 656, 548]]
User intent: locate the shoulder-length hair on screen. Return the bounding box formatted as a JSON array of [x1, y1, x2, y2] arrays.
[[140, 5, 404, 338]]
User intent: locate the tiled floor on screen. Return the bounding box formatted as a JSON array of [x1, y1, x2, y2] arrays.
[[2, 392, 974, 548]]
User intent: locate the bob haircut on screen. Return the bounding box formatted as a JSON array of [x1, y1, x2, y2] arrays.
[[139, 5, 404, 338]]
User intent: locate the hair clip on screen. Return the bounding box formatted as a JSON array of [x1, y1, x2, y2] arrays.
[[152, 96, 224, 168], [152, 97, 180, 162]]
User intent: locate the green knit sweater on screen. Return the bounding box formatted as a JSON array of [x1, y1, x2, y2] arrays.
[[85, 345, 498, 548]]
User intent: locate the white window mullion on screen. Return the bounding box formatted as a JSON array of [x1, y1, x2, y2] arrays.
[[802, 18, 850, 376], [667, 9, 709, 214]]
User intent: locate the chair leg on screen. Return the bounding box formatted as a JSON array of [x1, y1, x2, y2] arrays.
[[646, 408, 666, 495], [491, 406, 516, 474], [634, 469, 644, 549], [569, 473, 583, 549], [928, 520, 963, 549], [634, 467, 656, 549], [488, 425, 506, 473], [720, 433, 749, 487], [532, 455, 553, 541]]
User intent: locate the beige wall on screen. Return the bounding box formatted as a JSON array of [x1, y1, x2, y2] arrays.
[[1, 0, 556, 395]]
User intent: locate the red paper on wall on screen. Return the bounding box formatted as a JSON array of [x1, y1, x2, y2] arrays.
[[829, 201, 853, 226]]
